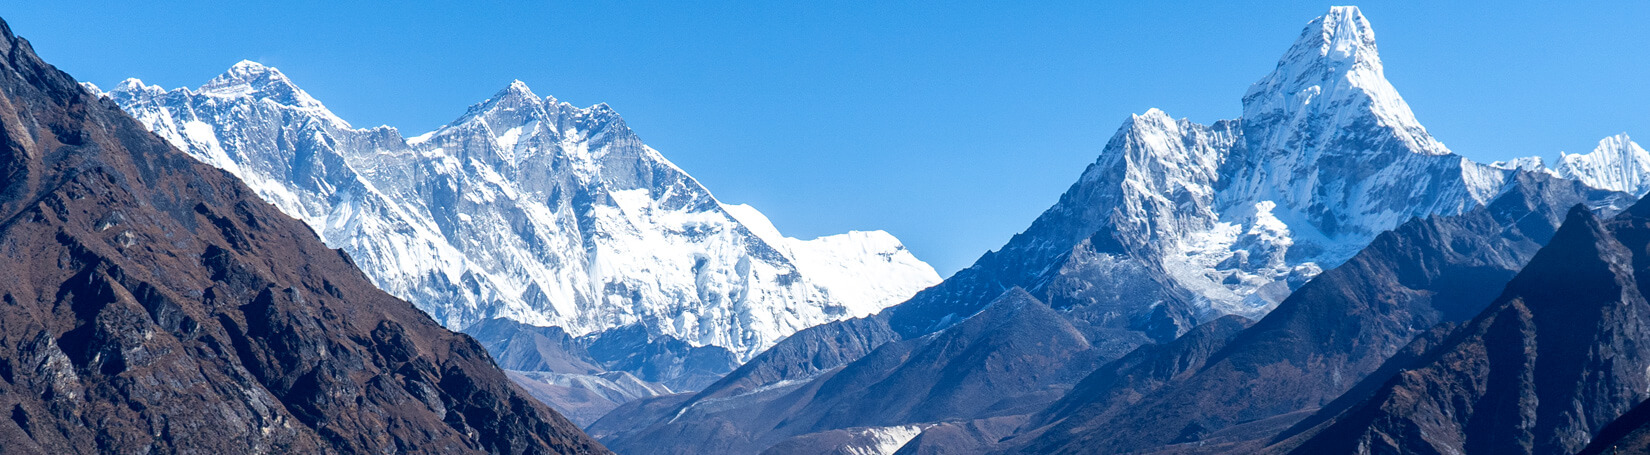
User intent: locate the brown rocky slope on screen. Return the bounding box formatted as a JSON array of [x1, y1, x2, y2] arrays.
[[1275, 202, 1650, 454], [0, 17, 605, 454]]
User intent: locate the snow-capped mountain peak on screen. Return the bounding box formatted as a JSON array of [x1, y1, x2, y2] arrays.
[[1013, 6, 1524, 322], [108, 62, 942, 361], [1320, 5, 1378, 62], [197, 60, 347, 126], [1127, 108, 1178, 136], [208, 59, 279, 84], [1244, 6, 1448, 161], [504, 78, 536, 97], [1280, 5, 1381, 80], [465, 79, 548, 119], [1490, 156, 1550, 173], [1227, 6, 1499, 233], [1557, 133, 1650, 196], [109, 78, 163, 98]]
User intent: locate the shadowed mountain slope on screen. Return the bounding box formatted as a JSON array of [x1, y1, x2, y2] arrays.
[[1002, 171, 1625, 454], [1277, 200, 1650, 455], [1577, 398, 1650, 455], [465, 318, 732, 426], [588, 289, 1100, 454], [0, 17, 604, 454]]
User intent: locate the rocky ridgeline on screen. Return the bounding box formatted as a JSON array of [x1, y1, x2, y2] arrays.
[[0, 17, 605, 454]]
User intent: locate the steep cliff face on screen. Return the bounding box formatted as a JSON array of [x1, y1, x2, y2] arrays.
[[0, 17, 604, 454]]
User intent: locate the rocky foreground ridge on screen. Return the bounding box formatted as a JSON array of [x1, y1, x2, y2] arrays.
[[0, 17, 605, 454]]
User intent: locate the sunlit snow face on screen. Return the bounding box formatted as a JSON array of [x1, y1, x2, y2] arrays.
[[105, 67, 941, 360]]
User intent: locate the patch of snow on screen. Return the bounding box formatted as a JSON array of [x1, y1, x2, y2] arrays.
[[840, 425, 929, 455]]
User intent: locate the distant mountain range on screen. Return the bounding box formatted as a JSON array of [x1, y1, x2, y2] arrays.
[[96, 67, 941, 366], [3, 4, 1646, 454], [93, 63, 943, 421], [586, 6, 1650, 454]]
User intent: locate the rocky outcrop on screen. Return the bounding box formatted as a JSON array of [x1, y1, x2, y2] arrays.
[[0, 16, 604, 454], [1279, 200, 1650, 455]]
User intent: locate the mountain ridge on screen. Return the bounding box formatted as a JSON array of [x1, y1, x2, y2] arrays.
[[586, 6, 1649, 454], [1277, 201, 1650, 454], [101, 65, 942, 363], [0, 16, 606, 453]]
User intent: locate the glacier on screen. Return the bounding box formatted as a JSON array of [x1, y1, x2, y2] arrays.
[[97, 65, 940, 361]]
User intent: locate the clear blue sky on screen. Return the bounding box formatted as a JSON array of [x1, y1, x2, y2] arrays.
[[4, 2, 1645, 275]]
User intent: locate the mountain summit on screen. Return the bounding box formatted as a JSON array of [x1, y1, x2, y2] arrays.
[[197, 60, 348, 127], [1558, 133, 1650, 196], [869, 5, 1520, 347], [103, 68, 942, 363], [1243, 5, 1451, 164]]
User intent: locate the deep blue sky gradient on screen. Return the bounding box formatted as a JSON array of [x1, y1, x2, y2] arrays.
[[5, 2, 1645, 274]]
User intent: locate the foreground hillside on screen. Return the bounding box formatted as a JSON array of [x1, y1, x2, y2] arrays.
[[0, 17, 605, 454]]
